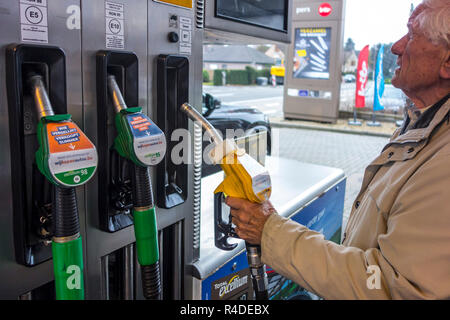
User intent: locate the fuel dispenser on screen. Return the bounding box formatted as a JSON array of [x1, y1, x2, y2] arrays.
[[5, 44, 97, 299], [80, 0, 150, 300], [148, 0, 203, 299]]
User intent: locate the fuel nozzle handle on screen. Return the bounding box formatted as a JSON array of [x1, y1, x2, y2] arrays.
[[28, 74, 55, 120], [28, 73, 85, 300]]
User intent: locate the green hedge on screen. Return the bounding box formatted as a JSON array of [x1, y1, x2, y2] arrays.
[[213, 67, 271, 85], [213, 69, 225, 85], [229, 70, 249, 85], [202, 70, 210, 83], [246, 66, 257, 84]]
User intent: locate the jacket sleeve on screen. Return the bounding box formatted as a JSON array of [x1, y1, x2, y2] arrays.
[[261, 153, 450, 300]]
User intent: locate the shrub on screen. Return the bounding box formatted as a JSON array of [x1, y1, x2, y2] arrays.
[[213, 69, 225, 85], [202, 70, 210, 83], [246, 66, 257, 84], [228, 70, 250, 85]]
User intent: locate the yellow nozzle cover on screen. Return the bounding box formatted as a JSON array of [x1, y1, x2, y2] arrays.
[[214, 151, 271, 203]]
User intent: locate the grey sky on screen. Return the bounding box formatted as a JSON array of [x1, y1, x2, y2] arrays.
[[344, 0, 423, 50]]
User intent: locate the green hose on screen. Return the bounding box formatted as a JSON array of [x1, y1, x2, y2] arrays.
[[52, 236, 84, 300], [134, 206, 159, 266]]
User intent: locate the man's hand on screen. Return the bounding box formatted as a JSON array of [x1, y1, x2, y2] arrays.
[[225, 196, 277, 245]]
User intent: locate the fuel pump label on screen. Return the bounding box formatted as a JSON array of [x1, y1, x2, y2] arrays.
[[179, 16, 192, 55], [105, 1, 125, 49], [126, 114, 166, 166], [20, 0, 48, 43], [46, 121, 98, 187]]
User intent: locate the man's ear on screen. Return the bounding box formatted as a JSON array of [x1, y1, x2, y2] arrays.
[[440, 50, 450, 79]]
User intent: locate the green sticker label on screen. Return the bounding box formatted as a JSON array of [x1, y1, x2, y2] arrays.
[[54, 166, 96, 187]]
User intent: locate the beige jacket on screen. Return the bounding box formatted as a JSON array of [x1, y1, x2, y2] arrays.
[[261, 96, 450, 299]]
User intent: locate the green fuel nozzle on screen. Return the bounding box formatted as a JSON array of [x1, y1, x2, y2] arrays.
[[108, 75, 165, 300], [29, 74, 98, 300]]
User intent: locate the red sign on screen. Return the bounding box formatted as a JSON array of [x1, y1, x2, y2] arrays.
[[318, 3, 332, 17], [355, 45, 370, 108]]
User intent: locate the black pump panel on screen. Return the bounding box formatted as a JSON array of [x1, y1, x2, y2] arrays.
[[96, 50, 139, 232], [156, 54, 189, 209], [5, 44, 67, 266]]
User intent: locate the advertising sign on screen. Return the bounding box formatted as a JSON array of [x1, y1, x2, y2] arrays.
[[292, 27, 331, 80], [318, 2, 332, 17], [373, 44, 385, 111], [211, 268, 251, 300], [355, 45, 370, 108]]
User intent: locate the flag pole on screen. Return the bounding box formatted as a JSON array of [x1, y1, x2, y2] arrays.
[[348, 104, 362, 125]]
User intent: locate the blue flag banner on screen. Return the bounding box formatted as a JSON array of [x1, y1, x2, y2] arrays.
[[373, 44, 385, 111]]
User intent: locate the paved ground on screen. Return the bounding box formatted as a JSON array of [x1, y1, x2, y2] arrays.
[[270, 116, 398, 138], [272, 127, 390, 230]]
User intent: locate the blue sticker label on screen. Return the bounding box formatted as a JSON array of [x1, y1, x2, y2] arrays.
[[298, 90, 309, 97], [126, 114, 160, 137], [126, 113, 166, 166]]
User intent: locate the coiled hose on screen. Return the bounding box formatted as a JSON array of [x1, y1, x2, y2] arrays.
[[132, 164, 161, 300], [53, 187, 79, 237]]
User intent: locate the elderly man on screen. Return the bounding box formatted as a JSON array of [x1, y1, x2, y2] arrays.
[[227, 0, 450, 299]]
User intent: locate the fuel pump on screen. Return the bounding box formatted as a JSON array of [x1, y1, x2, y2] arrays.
[[180, 103, 271, 300], [29, 74, 97, 299], [107, 75, 166, 300]]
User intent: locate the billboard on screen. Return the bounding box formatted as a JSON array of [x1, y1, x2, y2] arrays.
[[292, 27, 331, 80]]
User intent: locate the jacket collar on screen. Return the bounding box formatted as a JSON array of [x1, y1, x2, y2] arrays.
[[391, 93, 450, 144]]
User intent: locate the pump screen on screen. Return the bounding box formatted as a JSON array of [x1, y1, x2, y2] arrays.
[[216, 0, 288, 32], [293, 27, 332, 80]]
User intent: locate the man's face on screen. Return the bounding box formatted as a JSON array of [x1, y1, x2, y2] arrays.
[[391, 5, 448, 98]]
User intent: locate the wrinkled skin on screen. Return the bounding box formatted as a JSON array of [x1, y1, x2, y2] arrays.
[[226, 197, 276, 245], [391, 3, 450, 108]]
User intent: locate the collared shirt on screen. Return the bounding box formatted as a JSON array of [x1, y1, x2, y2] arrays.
[[401, 93, 450, 135]]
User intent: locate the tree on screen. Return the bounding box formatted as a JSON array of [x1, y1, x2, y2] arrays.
[[344, 38, 355, 51], [255, 45, 271, 53], [369, 43, 397, 80]]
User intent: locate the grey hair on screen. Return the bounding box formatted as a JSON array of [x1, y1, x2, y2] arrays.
[[412, 0, 450, 46]]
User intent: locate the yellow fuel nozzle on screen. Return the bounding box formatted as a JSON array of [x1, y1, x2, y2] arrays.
[[180, 103, 271, 203]]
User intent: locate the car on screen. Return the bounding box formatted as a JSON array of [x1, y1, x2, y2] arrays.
[[201, 92, 272, 177], [343, 74, 356, 83]]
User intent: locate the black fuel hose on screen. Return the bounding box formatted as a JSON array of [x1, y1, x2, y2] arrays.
[[53, 186, 80, 238], [132, 164, 161, 300]]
